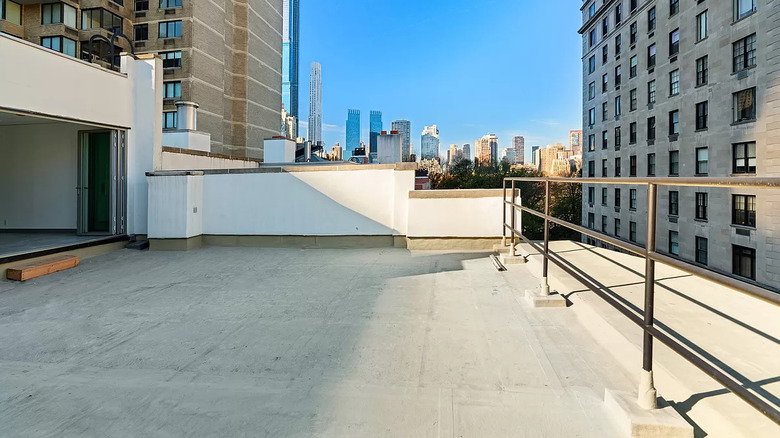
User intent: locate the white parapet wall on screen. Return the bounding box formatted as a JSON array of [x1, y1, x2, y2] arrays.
[[146, 164, 506, 250]]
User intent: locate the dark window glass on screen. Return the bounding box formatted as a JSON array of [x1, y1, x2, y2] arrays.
[[647, 117, 656, 141], [733, 245, 755, 280], [630, 22, 637, 44], [669, 150, 679, 175], [696, 192, 708, 220], [696, 147, 709, 175], [616, 157, 622, 177], [615, 126, 622, 148], [732, 195, 756, 227], [669, 191, 679, 216], [588, 213, 595, 229], [602, 188, 608, 206], [648, 7, 656, 30], [588, 160, 595, 177], [669, 29, 680, 56], [615, 188, 621, 208], [647, 153, 656, 176], [733, 34, 757, 72], [732, 142, 756, 174], [602, 159, 608, 177], [629, 155, 637, 176], [616, 35, 622, 55], [589, 56, 596, 74], [588, 188, 595, 205], [696, 237, 708, 265], [733, 88, 756, 123], [648, 80, 656, 103], [696, 56, 708, 86], [602, 130, 608, 149], [602, 215, 608, 233], [135, 0, 149, 11], [630, 188, 637, 210], [630, 88, 637, 111], [630, 56, 637, 77], [647, 44, 656, 68], [630, 221, 637, 242], [134, 24, 148, 41], [629, 122, 637, 144], [669, 110, 679, 135], [670, 0, 679, 16], [615, 218, 621, 236], [669, 231, 679, 256], [163, 111, 177, 129], [603, 45, 609, 64], [669, 69, 679, 95], [696, 101, 708, 130]]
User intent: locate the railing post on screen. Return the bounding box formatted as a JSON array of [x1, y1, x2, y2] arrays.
[[639, 183, 658, 409], [541, 180, 550, 295], [503, 179, 507, 247], [511, 180, 516, 257]]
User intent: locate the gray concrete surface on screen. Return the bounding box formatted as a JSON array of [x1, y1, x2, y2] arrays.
[[0, 232, 99, 258], [0, 247, 635, 437]]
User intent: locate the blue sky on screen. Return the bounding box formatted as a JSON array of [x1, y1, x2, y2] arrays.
[[297, 0, 583, 162]]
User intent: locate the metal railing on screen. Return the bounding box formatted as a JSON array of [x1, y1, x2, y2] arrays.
[[502, 176, 780, 425]]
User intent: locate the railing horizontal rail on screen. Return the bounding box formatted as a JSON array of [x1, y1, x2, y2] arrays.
[[502, 176, 780, 425]]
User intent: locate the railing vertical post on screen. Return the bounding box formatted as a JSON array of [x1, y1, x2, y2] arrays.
[[511, 180, 516, 257], [503, 179, 507, 247], [639, 183, 658, 410], [542, 180, 550, 295]]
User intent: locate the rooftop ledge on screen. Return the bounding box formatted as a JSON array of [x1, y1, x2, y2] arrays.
[[146, 161, 418, 176]]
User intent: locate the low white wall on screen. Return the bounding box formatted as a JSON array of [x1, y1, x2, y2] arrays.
[[147, 174, 203, 238], [0, 123, 84, 229], [407, 190, 505, 238], [161, 151, 260, 171]]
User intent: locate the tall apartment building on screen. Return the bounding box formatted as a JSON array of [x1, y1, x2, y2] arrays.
[[282, 0, 300, 136], [391, 119, 412, 162], [475, 134, 498, 166], [369, 110, 383, 161], [579, 0, 779, 290], [569, 130, 583, 156], [346, 109, 361, 151], [462, 144, 471, 161], [308, 62, 322, 144], [0, 0, 283, 159], [420, 125, 440, 160], [513, 135, 525, 164]]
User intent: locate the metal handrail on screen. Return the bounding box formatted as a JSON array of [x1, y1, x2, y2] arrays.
[[502, 176, 780, 425]]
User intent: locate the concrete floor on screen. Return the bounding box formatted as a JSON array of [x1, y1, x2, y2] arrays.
[[0, 247, 633, 437], [0, 232, 102, 258]]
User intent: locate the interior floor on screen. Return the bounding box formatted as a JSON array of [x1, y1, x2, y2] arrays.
[[0, 232, 107, 259]]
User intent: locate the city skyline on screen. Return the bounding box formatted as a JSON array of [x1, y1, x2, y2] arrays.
[[296, 0, 581, 161]]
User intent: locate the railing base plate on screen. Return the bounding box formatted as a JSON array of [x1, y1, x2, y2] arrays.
[[604, 389, 693, 438], [524, 289, 567, 308]]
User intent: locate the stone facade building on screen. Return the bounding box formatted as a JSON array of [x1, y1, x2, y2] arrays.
[[579, 0, 779, 291], [1, 0, 283, 159]]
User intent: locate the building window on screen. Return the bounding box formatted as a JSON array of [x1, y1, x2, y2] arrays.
[[81, 8, 122, 32], [733, 142, 756, 174], [696, 11, 708, 41], [615, 95, 621, 116], [669, 69, 679, 96], [629, 122, 637, 144], [669, 29, 680, 56], [630, 22, 637, 45], [696, 101, 708, 130], [615, 218, 621, 237], [589, 108, 596, 126], [630, 88, 637, 111], [669, 150, 679, 175], [615, 4, 622, 24], [602, 74, 609, 93], [629, 56, 637, 78], [696, 237, 708, 265], [696, 147, 709, 175], [589, 82, 595, 100], [135, 0, 149, 12], [42, 3, 77, 28], [734, 0, 757, 22], [163, 81, 182, 99], [647, 116, 656, 141], [602, 215, 608, 233], [630, 221, 637, 243], [616, 35, 622, 55], [615, 188, 621, 208], [163, 111, 178, 129], [648, 6, 656, 31], [589, 56, 596, 74], [669, 231, 679, 256], [588, 213, 595, 230], [733, 88, 756, 123], [615, 65, 621, 86], [629, 155, 637, 176], [670, 0, 679, 16], [590, 28, 597, 48], [615, 126, 622, 148], [696, 56, 708, 86], [1, 0, 22, 25], [159, 20, 183, 38], [134, 24, 148, 41], [669, 110, 679, 135], [732, 245, 755, 280], [588, 2, 596, 18], [648, 80, 656, 104], [160, 0, 182, 8], [603, 45, 609, 64], [647, 44, 656, 68], [588, 188, 595, 205], [588, 134, 596, 152], [602, 130, 608, 149], [696, 192, 708, 220], [630, 188, 637, 210], [616, 157, 622, 177], [588, 160, 595, 177], [41, 36, 77, 57], [602, 159, 608, 177], [647, 153, 656, 176], [161, 50, 182, 68], [602, 188, 608, 206], [602, 102, 609, 122], [732, 194, 756, 227], [669, 190, 679, 216], [733, 34, 757, 73]]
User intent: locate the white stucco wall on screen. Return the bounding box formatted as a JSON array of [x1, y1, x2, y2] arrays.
[[161, 151, 260, 170], [147, 174, 203, 239], [0, 123, 85, 229], [407, 190, 505, 238]]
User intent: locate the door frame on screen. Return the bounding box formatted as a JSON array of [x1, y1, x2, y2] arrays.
[[77, 129, 127, 236]]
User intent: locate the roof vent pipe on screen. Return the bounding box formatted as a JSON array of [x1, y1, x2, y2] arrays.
[[175, 101, 198, 131]]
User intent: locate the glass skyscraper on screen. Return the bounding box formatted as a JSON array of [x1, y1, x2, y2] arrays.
[[391, 119, 411, 162], [282, 0, 300, 136], [369, 110, 383, 162], [346, 109, 361, 152]]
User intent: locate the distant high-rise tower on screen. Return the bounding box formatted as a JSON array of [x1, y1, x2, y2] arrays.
[[512, 136, 525, 164], [476, 134, 499, 166], [569, 130, 583, 156], [392, 120, 411, 161], [421, 125, 440, 160], [308, 62, 322, 144], [462, 144, 471, 161], [369, 111, 383, 161], [346, 109, 361, 151], [282, 0, 300, 136]]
